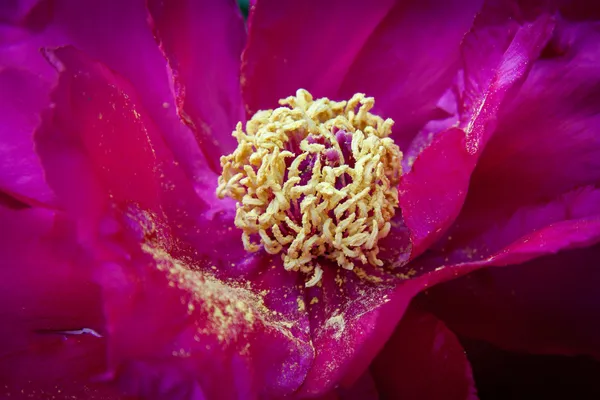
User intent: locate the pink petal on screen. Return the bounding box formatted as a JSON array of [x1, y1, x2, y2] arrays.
[[242, 0, 398, 112], [399, 5, 555, 259], [413, 185, 600, 280], [337, 0, 483, 148], [146, 0, 247, 172], [370, 307, 478, 400], [421, 244, 600, 359], [404, 188, 600, 361]]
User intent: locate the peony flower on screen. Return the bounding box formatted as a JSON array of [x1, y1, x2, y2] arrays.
[[1, 0, 599, 399]]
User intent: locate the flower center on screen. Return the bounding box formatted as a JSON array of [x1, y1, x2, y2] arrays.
[[217, 89, 402, 286]]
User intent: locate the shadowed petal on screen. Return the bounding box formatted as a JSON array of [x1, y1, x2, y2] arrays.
[[448, 17, 600, 243], [399, 5, 555, 259], [421, 244, 600, 359], [370, 307, 478, 400], [338, 0, 483, 148], [242, 0, 397, 112], [147, 0, 247, 172], [0, 68, 55, 204], [0, 203, 108, 390], [464, 339, 600, 399]]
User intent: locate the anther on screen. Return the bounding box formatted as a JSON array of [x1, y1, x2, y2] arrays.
[[217, 89, 402, 286]]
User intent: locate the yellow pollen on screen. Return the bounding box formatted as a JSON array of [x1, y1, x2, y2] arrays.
[[217, 89, 402, 286]]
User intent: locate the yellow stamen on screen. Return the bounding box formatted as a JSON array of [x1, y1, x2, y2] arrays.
[[217, 89, 402, 285]]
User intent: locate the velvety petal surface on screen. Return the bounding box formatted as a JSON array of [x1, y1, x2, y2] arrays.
[[446, 15, 600, 246], [420, 244, 600, 359], [243, 0, 483, 147], [0, 67, 55, 204], [369, 307, 478, 400], [0, 202, 109, 395], [399, 4, 555, 259], [146, 0, 247, 172], [35, 46, 314, 399], [337, 0, 483, 148], [242, 0, 396, 111], [1, 0, 216, 197]]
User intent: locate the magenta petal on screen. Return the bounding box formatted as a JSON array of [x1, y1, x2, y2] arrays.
[[98, 247, 313, 399], [297, 275, 410, 396], [413, 185, 600, 281], [0, 67, 55, 204], [399, 128, 474, 258], [34, 46, 314, 398], [439, 186, 600, 261], [422, 244, 600, 359], [147, 0, 246, 171], [338, 0, 483, 148], [450, 18, 600, 241], [35, 45, 218, 244], [242, 0, 398, 112], [399, 8, 555, 259], [0, 204, 106, 387], [370, 307, 477, 400], [2, 0, 211, 188]]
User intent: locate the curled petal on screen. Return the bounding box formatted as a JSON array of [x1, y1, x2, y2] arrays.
[[1, 0, 211, 193], [400, 4, 555, 258], [448, 17, 600, 244]]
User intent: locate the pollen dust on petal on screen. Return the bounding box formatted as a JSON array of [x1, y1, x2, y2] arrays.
[[126, 206, 303, 347]]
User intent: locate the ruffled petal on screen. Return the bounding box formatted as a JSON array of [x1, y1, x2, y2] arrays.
[[146, 0, 247, 171], [421, 244, 600, 359], [369, 307, 478, 400], [1, 0, 211, 193], [35, 45, 313, 398], [242, 0, 398, 113], [337, 0, 483, 148], [399, 4, 555, 259], [35, 45, 219, 243], [447, 17, 600, 244]]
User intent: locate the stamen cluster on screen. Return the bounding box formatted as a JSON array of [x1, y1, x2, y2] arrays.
[[217, 89, 402, 286]]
